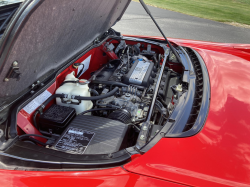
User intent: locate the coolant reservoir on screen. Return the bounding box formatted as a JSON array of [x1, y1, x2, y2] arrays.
[[55, 72, 93, 114]]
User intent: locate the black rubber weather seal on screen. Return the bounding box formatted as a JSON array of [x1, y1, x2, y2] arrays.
[[141, 47, 210, 152]]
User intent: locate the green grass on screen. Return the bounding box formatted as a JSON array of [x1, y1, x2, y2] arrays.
[[134, 0, 250, 26]]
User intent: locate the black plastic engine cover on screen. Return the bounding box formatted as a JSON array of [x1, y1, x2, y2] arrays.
[[52, 115, 128, 155], [122, 59, 154, 87]]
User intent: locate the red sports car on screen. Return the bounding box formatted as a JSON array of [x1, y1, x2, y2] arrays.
[[0, 0, 249, 186]]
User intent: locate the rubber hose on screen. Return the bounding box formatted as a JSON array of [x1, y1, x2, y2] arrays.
[[21, 137, 47, 146], [91, 80, 128, 87], [42, 94, 65, 108], [156, 99, 164, 108], [164, 70, 171, 101], [153, 55, 160, 68], [60, 81, 77, 86], [73, 87, 119, 101], [90, 89, 99, 96], [19, 134, 55, 140], [155, 103, 164, 126], [33, 111, 39, 129], [157, 95, 168, 107]]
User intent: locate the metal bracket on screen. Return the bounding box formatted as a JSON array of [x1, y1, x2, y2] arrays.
[[135, 121, 152, 149], [4, 61, 21, 82]]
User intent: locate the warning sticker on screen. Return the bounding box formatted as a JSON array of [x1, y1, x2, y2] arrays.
[[55, 127, 95, 154], [23, 90, 52, 114], [77, 55, 91, 78]]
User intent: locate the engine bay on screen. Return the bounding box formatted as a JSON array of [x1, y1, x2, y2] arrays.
[[17, 37, 185, 155]]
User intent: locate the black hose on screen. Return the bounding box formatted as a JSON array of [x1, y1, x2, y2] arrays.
[[33, 111, 39, 129], [42, 94, 66, 108], [91, 80, 128, 87], [155, 103, 164, 125], [156, 99, 164, 108], [21, 137, 47, 146], [155, 103, 168, 125], [164, 70, 171, 101], [110, 84, 114, 90], [19, 134, 55, 140], [79, 108, 115, 115], [60, 81, 77, 86], [157, 95, 168, 108], [73, 87, 119, 101], [90, 89, 99, 96], [153, 55, 160, 68]]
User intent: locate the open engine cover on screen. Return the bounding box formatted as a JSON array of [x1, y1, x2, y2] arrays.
[[0, 0, 131, 100]]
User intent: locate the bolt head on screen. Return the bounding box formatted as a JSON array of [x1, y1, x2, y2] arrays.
[[140, 135, 145, 140], [4, 78, 9, 82], [143, 126, 148, 131], [108, 153, 113, 158], [13, 61, 18, 67]]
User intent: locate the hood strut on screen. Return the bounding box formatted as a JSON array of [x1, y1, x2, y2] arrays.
[[139, 0, 182, 64]]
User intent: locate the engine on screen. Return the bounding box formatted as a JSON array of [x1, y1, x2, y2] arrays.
[[91, 51, 161, 124], [33, 40, 182, 155]]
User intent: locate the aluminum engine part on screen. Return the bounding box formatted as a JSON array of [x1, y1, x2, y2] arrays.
[[122, 59, 154, 87], [97, 94, 144, 121]]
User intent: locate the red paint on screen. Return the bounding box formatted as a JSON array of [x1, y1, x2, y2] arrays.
[[234, 46, 250, 54], [17, 113, 46, 142], [124, 35, 250, 187], [101, 42, 119, 60], [0, 167, 185, 187]]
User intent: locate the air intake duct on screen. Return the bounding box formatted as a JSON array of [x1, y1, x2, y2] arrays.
[[108, 109, 131, 124]]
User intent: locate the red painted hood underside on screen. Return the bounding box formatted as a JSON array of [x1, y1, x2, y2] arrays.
[[124, 36, 250, 187]]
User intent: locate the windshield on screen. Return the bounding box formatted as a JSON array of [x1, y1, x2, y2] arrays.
[[113, 0, 250, 44]]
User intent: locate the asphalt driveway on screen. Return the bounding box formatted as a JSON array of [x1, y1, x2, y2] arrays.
[[113, 1, 250, 44]]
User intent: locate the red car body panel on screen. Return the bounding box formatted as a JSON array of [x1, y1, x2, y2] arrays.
[[123, 35, 250, 187], [1, 35, 250, 187], [0, 167, 184, 187]]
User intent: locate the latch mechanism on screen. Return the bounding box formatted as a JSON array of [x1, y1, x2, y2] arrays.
[[4, 61, 21, 82]]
